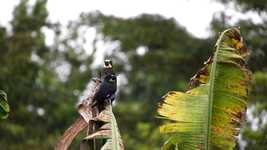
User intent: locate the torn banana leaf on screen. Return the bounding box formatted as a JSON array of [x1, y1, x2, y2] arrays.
[[158, 28, 251, 150], [84, 105, 124, 150]]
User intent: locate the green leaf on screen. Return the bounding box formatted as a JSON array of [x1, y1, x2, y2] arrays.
[[84, 105, 124, 150], [157, 28, 251, 150], [0, 90, 10, 119]]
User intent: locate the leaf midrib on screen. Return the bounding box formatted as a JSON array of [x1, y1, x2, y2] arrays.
[[205, 29, 229, 150], [110, 105, 120, 150]]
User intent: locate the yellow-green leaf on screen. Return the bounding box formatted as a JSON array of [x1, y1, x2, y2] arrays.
[[158, 28, 251, 150]]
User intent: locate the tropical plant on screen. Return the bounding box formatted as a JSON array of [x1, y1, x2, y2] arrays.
[[0, 90, 9, 119], [82, 105, 124, 150], [157, 28, 251, 150]]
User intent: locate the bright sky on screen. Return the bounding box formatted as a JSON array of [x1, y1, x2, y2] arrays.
[[0, 0, 262, 38], [46, 0, 226, 37], [0, 0, 225, 38]]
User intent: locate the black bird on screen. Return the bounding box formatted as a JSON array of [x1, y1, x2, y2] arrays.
[[92, 59, 117, 111]]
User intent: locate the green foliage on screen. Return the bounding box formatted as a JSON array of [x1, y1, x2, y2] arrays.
[[250, 72, 267, 104], [0, 90, 9, 119], [217, 0, 267, 12], [241, 72, 267, 149], [0, 0, 93, 149]]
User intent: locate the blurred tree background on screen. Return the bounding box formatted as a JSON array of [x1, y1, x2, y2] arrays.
[[0, 0, 266, 149]]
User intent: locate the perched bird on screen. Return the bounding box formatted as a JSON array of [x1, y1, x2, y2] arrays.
[[92, 59, 117, 111]]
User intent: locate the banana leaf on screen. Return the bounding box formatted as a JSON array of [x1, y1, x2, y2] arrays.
[[83, 105, 124, 150], [157, 28, 251, 150]]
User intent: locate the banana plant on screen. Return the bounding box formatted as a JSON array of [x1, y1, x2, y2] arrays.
[[157, 28, 251, 150], [0, 90, 9, 119], [82, 104, 124, 150]]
